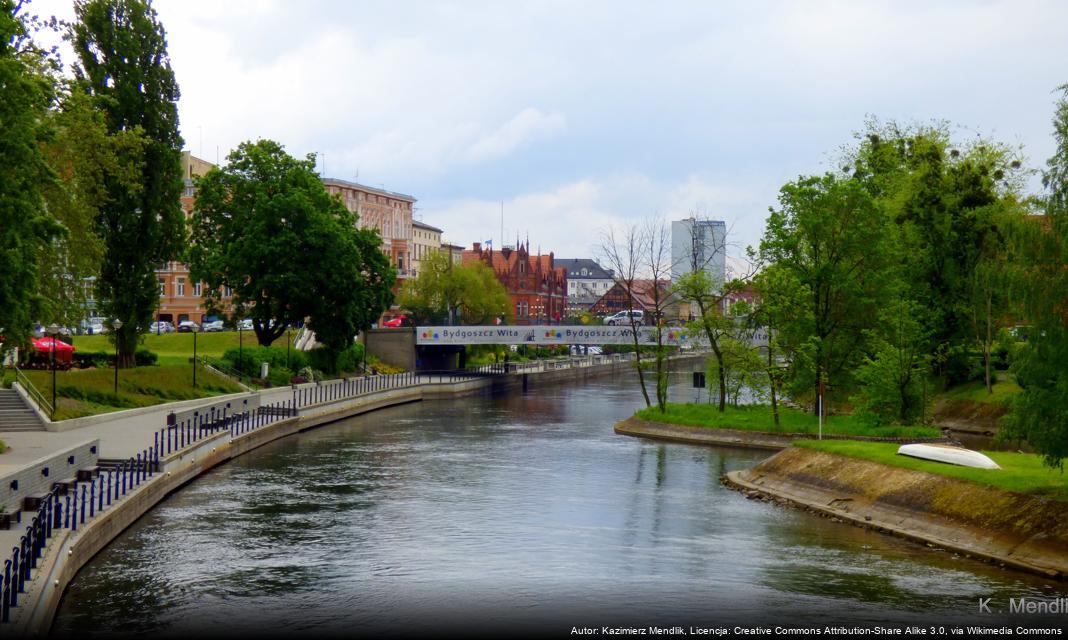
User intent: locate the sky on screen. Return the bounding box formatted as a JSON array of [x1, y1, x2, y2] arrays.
[[37, 0, 1068, 261]]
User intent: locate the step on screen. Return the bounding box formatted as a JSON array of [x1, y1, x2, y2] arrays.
[[76, 467, 101, 482], [52, 478, 78, 495], [22, 493, 50, 512]]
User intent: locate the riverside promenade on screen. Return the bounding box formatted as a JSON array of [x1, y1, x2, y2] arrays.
[[0, 351, 673, 633]]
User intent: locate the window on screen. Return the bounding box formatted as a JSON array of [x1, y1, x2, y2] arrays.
[[194, 282, 202, 297], [158, 279, 165, 297], [177, 278, 185, 297], [223, 286, 232, 298]]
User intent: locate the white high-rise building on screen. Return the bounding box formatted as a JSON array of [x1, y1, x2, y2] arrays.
[[671, 218, 726, 291]]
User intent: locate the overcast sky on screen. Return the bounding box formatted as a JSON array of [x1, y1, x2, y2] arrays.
[[39, 0, 1068, 260]]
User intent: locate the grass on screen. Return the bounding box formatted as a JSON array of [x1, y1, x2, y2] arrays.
[[938, 373, 1022, 406], [20, 364, 245, 420], [794, 439, 1068, 501], [635, 403, 942, 439], [72, 330, 287, 366]]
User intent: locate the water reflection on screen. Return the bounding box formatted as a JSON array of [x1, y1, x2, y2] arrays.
[[52, 373, 1066, 636]]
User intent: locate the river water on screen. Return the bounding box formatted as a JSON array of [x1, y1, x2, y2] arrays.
[[52, 373, 1066, 637]]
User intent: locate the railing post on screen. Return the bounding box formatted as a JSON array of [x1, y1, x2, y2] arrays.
[[3, 559, 10, 622], [79, 485, 87, 525], [107, 471, 113, 506]]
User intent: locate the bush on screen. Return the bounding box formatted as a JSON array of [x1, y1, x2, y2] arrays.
[[73, 351, 111, 368], [943, 345, 984, 387], [222, 346, 306, 378], [335, 343, 365, 373], [135, 348, 158, 366]]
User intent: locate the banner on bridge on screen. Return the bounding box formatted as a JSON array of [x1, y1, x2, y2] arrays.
[[416, 325, 702, 346]]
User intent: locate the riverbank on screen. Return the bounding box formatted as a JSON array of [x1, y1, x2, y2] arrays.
[[614, 415, 952, 450], [723, 447, 1068, 579]]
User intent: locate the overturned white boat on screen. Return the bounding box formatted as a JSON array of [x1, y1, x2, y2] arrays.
[[897, 443, 1001, 470]]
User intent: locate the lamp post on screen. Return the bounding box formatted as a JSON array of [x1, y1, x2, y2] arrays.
[[192, 323, 199, 388], [46, 324, 59, 420], [111, 319, 123, 395], [238, 319, 243, 382]]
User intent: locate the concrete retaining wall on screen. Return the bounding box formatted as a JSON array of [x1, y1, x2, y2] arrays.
[[0, 440, 99, 514]]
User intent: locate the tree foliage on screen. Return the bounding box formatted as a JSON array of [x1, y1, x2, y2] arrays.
[[0, 0, 63, 344], [70, 0, 185, 367], [188, 139, 395, 356], [397, 251, 511, 325], [758, 173, 891, 413], [1001, 86, 1068, 469]]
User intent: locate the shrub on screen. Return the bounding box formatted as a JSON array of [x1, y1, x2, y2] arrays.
[[943, 345, 984, 387], [135, 348, 158, 366], [223, 346, 306, 378], [335, 343, 365, 373], [73, 351, 111, 368]]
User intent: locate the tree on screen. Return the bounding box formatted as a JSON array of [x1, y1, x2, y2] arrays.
[[758, 173, 892, 415], [851, 298, 930, 425], [599, 222, 653, 409], [0, 0, 64, 344], [70, 0, 185, 367], [188, 139, 395, 353], [397, 251, 511, 325], [750, 263, 809, 427], [38, 88, 147, 330], [1001, 85, 1068, 469], [641, 217, 674, 413]]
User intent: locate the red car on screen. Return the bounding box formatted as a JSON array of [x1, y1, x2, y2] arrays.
[[382, 315, 409, 328]]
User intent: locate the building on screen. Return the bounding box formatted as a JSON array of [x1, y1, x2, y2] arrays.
[[322, 179, 416, 278], [410, 220, 443, 278], [462, 241, 567, 325], [156, 152, 228, 326], [588, 279, 685, 324], [554, 258, 615, 314], [671, 218, 726, 291], [442, 243, 465, 266]]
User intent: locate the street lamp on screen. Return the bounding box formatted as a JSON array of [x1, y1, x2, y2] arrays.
[[192, 323, 199, 388], [238, 319, 243, 382], [111, 319, 123, 395], [286, 325, 291, 370], [46, 323, 59, 420]]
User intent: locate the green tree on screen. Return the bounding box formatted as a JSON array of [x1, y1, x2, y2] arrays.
[[397, 251, 511, 325], [751, 263, 809, 427], [38, 89, 148, 330], [0, 0, 64, 344], [848, 122, 1024, 373], [1002, 85, 1068, 469], [188, 139, 395, 354], [758, 173, 892, 415], [851, 298, 930, 425], [70, 0, 185, 367]]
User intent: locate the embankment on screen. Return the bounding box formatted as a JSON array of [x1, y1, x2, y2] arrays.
[[723, 447, 1068, 579], [614, 415, 951, 450]]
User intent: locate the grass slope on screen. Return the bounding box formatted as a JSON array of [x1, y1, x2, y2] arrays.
[[636, 403, 941, 439], [22, 365, 245, 420], [794, 440, 1068, 501]]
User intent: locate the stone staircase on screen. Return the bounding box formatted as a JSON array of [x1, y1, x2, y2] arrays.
[[0, 388, 46, 431]]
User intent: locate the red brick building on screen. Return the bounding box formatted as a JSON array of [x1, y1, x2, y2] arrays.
[[462, 241, 567, 325], [589, 279, 681, 324]]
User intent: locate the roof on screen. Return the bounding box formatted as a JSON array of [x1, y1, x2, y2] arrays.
[[412, 220, 443, 233], [554, 258, 613, 279], [321, 178, 416, 203]]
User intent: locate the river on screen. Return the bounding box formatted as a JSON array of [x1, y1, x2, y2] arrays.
[[52, 373, 1067, 636]]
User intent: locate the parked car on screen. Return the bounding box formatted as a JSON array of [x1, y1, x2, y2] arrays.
[[237, 318, 254, 331], [382, 315, 410, 328], [177, 320, 200, 333], [201, 319, 225, 332], [603, 310, 644, 326], [148, 321, 175, 334]]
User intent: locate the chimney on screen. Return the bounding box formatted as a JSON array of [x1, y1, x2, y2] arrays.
[[472, 242, 481, 253]]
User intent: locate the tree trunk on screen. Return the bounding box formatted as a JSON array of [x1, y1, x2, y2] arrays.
[[116, 327, 137, 369], [630, 324, 651, 408], [984, 289, 993, 395]]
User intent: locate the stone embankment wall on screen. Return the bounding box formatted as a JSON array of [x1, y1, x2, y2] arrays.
[[724, 447, 1068, 579]]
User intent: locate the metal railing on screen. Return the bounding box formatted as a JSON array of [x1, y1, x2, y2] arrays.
[[1, 444, 158, 623], [12, 367, 52, 420]]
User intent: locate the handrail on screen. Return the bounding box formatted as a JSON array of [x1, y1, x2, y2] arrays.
[[13, 366, 53, 419], [196, 357, 255, 391]]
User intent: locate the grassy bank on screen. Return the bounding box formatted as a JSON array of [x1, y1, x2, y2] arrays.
[[794, 440, 1068, 501], [938, 374, 1021, 406], [636, 403, 941, 439], [71, 331, 286, 366], [21, 365, 245, 420]]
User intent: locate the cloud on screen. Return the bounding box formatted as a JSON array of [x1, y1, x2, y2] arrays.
[[465, 108, 566, 162], [426, 172, 767, 262]]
